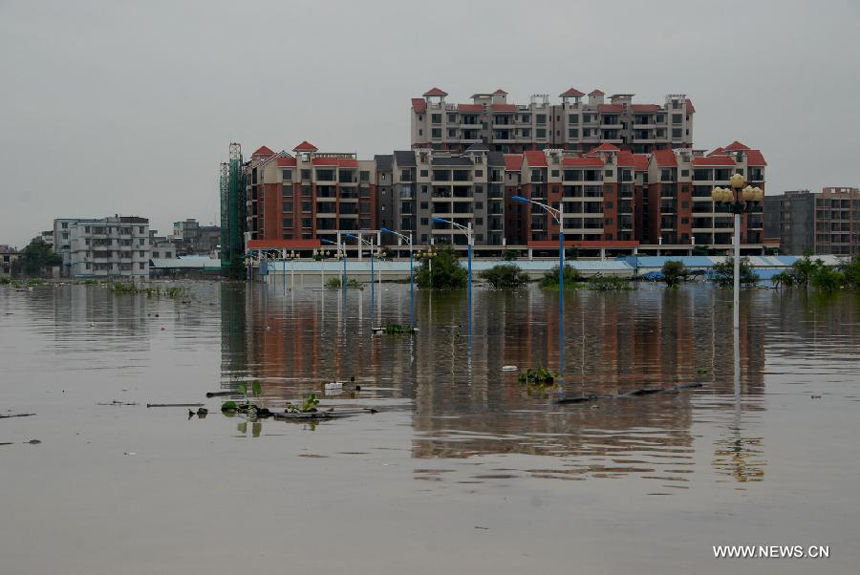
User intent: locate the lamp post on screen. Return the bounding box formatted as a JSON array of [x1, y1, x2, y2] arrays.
[[345, 233, 376, 303], [380, 227, 413, 331], [315, 245, 335, 290], [430, 218, 473, 297], [711, 176, 764, 331], [284, 250, 298, 293], [512, 195, 565, 378]]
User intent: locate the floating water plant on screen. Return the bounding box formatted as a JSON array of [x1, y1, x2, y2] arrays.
[[518, 367, 557, 386]]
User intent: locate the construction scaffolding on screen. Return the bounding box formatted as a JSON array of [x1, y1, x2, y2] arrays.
[[219, 143, 246, 271]]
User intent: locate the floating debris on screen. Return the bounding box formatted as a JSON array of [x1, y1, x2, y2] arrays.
[[0, 413, 36, 419], [501, 365, 518, 372], [146, 403, 205, 408], [555, 383, 703, 405]]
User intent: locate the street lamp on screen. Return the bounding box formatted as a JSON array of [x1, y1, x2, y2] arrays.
[[380, 227, 414, 331], [284, 250, 298, 293], [512, 194, 565, 379], [314, 246, 335, 290], [345, 233, 375, 300], [711, 176, 764, 330], [430, 217, 473, 299]]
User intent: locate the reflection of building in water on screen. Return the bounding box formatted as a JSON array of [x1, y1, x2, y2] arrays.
[[411, 286, 768, 485]]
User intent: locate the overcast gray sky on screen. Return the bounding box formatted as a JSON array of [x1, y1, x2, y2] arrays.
[[1, 0, 858, 247]]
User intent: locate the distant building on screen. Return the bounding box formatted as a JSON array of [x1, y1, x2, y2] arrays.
[[410, 88, 695, 154], [171, 218, 220, 255], [0, 245, 19, 278], [33, 230, 54, 249], [149, 231, 177, 260], [53, 216, 150, 278], [765, 188, 860, 255]]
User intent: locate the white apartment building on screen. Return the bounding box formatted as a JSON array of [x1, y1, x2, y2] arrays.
[[53, 216, 150, 278]]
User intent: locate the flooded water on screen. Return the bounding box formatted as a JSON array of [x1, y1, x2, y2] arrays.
[[1, 280, 859, 574]]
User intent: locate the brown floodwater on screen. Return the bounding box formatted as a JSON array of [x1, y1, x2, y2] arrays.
[[1, 281, 858, 574]]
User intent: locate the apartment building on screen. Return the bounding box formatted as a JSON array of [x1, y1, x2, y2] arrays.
[[411, 88, 694, 154], [53, 216, 150, 278], [239, 141, 764, 254], [244, 142, 378, 246], [170, 218, 220, 255], [0, 245, 19, 278], [766, 188, 860, 255]]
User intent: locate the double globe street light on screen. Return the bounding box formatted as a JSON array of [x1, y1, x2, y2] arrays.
[[711, 173, 763, 331]]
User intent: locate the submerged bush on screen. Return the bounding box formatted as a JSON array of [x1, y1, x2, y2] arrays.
[[518, 367, 556, 386], [415, 246, 467, 289], [539, 264, 584, 289], [661, 260, 688, 287], [588, 275, 633, 291], [326, 277, 362, 289], [479, 264, 530, 289]]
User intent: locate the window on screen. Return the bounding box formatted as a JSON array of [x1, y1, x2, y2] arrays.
[[431, 114, 442, 124], [302, 202, 312, 212], [139, 251, 145, 257], [536, 128, 546, 138], [282, 169, 292, 180], [551, 170, 559, 178], [605, 170, 613, 177], [448, 129, 457, 137], [476, 217, 484, 226], [301, 169, 311, 180], [672, 114, 683, 124], [569, 114, 579, 124], [475, 201, 483, 210], [431, 128, 441, 138], [283, 201, 293, 212], [447, 114, 456, 123], [681, 169, 689, 177], [420, 201, 428, 210], [139, 262, 145, 270], [62, 222, 68, 229], [672, 128, 682, 138], [302, 185, 312, 197], [301, 218, 312, 229], [401, 170, 412, 181], [568, 128, 578, 138], [536, 114, 546, 124], [475, 170, 483, 177], [359, 171, 369, 181], [420, 169, 428, 177], [420, 218, 429, 225]]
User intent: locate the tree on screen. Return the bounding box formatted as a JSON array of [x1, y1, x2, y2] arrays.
[[710, 257, 759, 287], [839, 256, 860, 289], [661, 260, 688, 287], [479, 264, 530, 288], [15, 238, 61, 277], [415, 245, 466, 289]]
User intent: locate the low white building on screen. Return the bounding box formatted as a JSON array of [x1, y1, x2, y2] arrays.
[[54, 216, 150, 278]]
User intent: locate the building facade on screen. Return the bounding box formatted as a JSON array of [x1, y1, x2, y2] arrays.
[[244, 142, 378, 247], [171, 218, 220, 255], [410, 88, 694, 154], [54, 216, 150, 278], [238, 140, 764, 254], [766, 188, 860, 255], [0, 246, 19, 278]]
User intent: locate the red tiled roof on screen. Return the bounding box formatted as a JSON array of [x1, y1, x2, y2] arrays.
[[276, 157, 297, 167], [707, 147, 726, 156], [457, 103, 483, 112], [490, 103, 516, 112], [598, 104, 624, 113], [562, 156, 604, 167], [589, 89, 605, 96], [632, 154, 649, 171], [493, 88, 508, 95], [587, 143, 621, 154], [685, 99, 695, 113], [293, 141, 318, 152], [692, 156, 735, 166], [724, 140, 750, 151], [615, 150, 636, 168], [423, 87, 448, 97], [247, 239, 321, 250], [746, 150, 767, 166], [252, 146, 275, 157], [631, 104, 660, 113], [504, 154, 522, 171], [653, 149, 677, 167], [524, 150, 547, 167], [311, 157, 358, 167], [411, 98, 427, 113], [559, 87, 585, 98]]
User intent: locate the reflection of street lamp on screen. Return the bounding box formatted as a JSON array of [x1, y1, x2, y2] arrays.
[[285, 250, 298, 293], [380, 227, 413, 331], [314, 247, 334, 290], [345, 233, 375, 301], [430, 217, 472, 299], [512, 195, 565, 379], [711, 175, 763, 331], [417, 246, 436, 283]]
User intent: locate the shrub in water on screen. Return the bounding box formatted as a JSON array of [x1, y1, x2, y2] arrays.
[[479, 264, 530, 289]]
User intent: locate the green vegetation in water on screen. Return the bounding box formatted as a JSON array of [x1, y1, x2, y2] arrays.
[[221, 400, 238, 412], [539, 264, 584, 289], [380, 323, 414, 335], [107, 282, 189, 299], [416, 246, 467, 289], [518, 367, 557, 386], [588, 275, 633, 291], [661, 260, 688, 288], [325, 277, 362, 289], [710, 257, 759, 287], [285, 393, 320, 413], [12, 238, 61, 278], [773, 255, 860, 292], [479, 264, 530, 289]]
